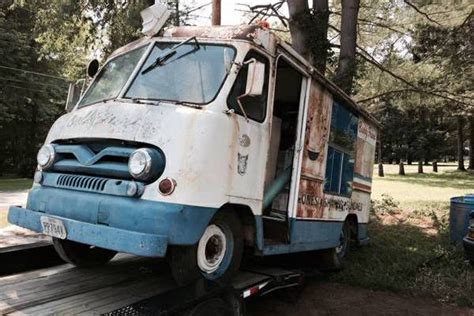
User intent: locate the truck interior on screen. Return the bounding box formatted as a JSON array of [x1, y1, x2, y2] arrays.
[[263, 56, 304, 243]]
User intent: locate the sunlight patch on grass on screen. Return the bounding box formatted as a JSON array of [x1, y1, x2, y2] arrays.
[[372, 164, 473, 202]]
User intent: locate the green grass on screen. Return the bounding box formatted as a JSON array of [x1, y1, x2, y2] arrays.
[[329, 163, 474, 307], [0, 178, 32, 191]]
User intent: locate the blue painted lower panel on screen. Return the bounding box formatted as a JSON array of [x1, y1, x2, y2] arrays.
[[260, 218, 369, 256], [262, 219, 343, 255], [8, 186, 218, 257]]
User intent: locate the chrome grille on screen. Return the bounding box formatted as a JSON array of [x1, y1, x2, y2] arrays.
[[56, 174, 109, 192]]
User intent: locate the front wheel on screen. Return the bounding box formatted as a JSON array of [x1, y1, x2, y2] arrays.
[[167, 211, 243, 285], [52, 238, 117, 268]]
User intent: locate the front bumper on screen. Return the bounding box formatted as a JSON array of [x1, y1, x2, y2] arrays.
[[9, 206, 167, 257], [463, 227, 474, 262], [8, 185, 217, 257]]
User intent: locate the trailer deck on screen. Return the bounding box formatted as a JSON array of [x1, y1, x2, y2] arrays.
[[0, 254, 303, 315]]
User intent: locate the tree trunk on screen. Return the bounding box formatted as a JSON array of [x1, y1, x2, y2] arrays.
[[175, 0, 180, 26], [287, 0, 330, 73], [433, 161, 438, 172], [418, 160, 423, 173], [399, 161, 405, 175], [469, 116, 474, 170], [377, 139, 384, 177], [333, 0, 360, 94], [211, 0, 221, 26], [457, 116, 466, 171], [311, 0, 330, 73]]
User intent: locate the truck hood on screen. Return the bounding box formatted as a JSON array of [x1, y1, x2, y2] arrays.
[[46, 101, 179, 147]]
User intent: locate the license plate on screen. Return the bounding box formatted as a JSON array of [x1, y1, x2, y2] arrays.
[[40, 216, 67, 239]]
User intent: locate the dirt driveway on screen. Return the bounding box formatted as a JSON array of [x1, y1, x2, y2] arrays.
[[248, 281, 473, 316]]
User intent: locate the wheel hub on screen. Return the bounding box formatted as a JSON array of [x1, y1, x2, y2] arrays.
[[197, 224, 227, 273]]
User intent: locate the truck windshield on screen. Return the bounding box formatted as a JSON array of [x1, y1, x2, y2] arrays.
[[78, 46, 146, 107], [125, 43, 236, 104]]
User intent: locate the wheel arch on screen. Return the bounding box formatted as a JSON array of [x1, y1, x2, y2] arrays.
[[218, 203, 257, 248]]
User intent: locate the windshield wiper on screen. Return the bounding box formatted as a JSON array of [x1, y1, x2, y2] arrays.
[[141, 37, 200, 75]]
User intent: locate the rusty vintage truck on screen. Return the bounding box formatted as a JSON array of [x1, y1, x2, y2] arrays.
[[8, 5, 378, 285]]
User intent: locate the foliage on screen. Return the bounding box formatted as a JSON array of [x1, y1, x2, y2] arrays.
[[0, 0, 187, 177], [351, 1, 473, 164], [0, 5, 68, 176]]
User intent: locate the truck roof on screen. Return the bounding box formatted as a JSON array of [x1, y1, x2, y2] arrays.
[[110, 24, 380, 128]]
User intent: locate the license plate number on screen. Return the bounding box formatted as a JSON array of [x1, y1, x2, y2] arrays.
[[40, 216, 67, 239]]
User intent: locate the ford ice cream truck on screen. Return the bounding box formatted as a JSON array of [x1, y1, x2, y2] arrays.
[[8, 5, 378, 285]]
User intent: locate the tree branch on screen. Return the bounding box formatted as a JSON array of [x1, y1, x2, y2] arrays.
[[356, 88, 419, 103], [403, 0, 441, 25], [328, 25, 472, 107]]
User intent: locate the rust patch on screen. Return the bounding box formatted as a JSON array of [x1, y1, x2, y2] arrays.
[[301, 82, 332, 178], [163, 25, 262, 41], [296, 81, 332, 219], [297, 178, 324, 218]]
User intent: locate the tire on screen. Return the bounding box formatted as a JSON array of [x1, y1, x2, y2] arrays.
[[168, 211, 244, 286], [316, 220, 351, 272], [52, 238, 117, 268]]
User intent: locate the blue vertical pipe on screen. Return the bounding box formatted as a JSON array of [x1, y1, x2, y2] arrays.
[[262, 167, 292, 210]]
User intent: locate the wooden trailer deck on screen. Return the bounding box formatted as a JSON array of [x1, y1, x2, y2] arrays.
[[0, 255, 177, 315], [0, 253, 300, 315]]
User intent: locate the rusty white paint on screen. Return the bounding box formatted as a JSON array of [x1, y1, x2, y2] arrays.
[[46, 40, 269, 215], [45, 24, 378, 229]]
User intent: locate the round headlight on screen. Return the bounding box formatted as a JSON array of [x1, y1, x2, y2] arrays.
[[128, 148, 152, 180], [37, 145, 55, 169]]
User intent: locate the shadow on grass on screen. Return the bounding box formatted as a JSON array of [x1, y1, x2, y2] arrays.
[[380, 170, 474, 190], [329, 213, 474, 307]]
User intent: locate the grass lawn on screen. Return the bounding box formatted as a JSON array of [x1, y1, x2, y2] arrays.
[[0, 178, 32, 192], [329, 163, 474, 307]]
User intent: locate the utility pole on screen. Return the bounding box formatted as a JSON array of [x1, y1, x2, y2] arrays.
[[212, 0, 221, 26], [175, 0, 180, 26]]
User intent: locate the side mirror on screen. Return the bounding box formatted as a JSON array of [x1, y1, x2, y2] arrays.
[[87, 59, 99, 78], [65, 83, 81, 112], [245, 60, 265, 96]]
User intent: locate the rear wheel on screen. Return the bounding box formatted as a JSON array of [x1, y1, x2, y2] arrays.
[[316, 220, 351, 272], [52, 238, 117, 268], [168, 211, 243, 285]]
